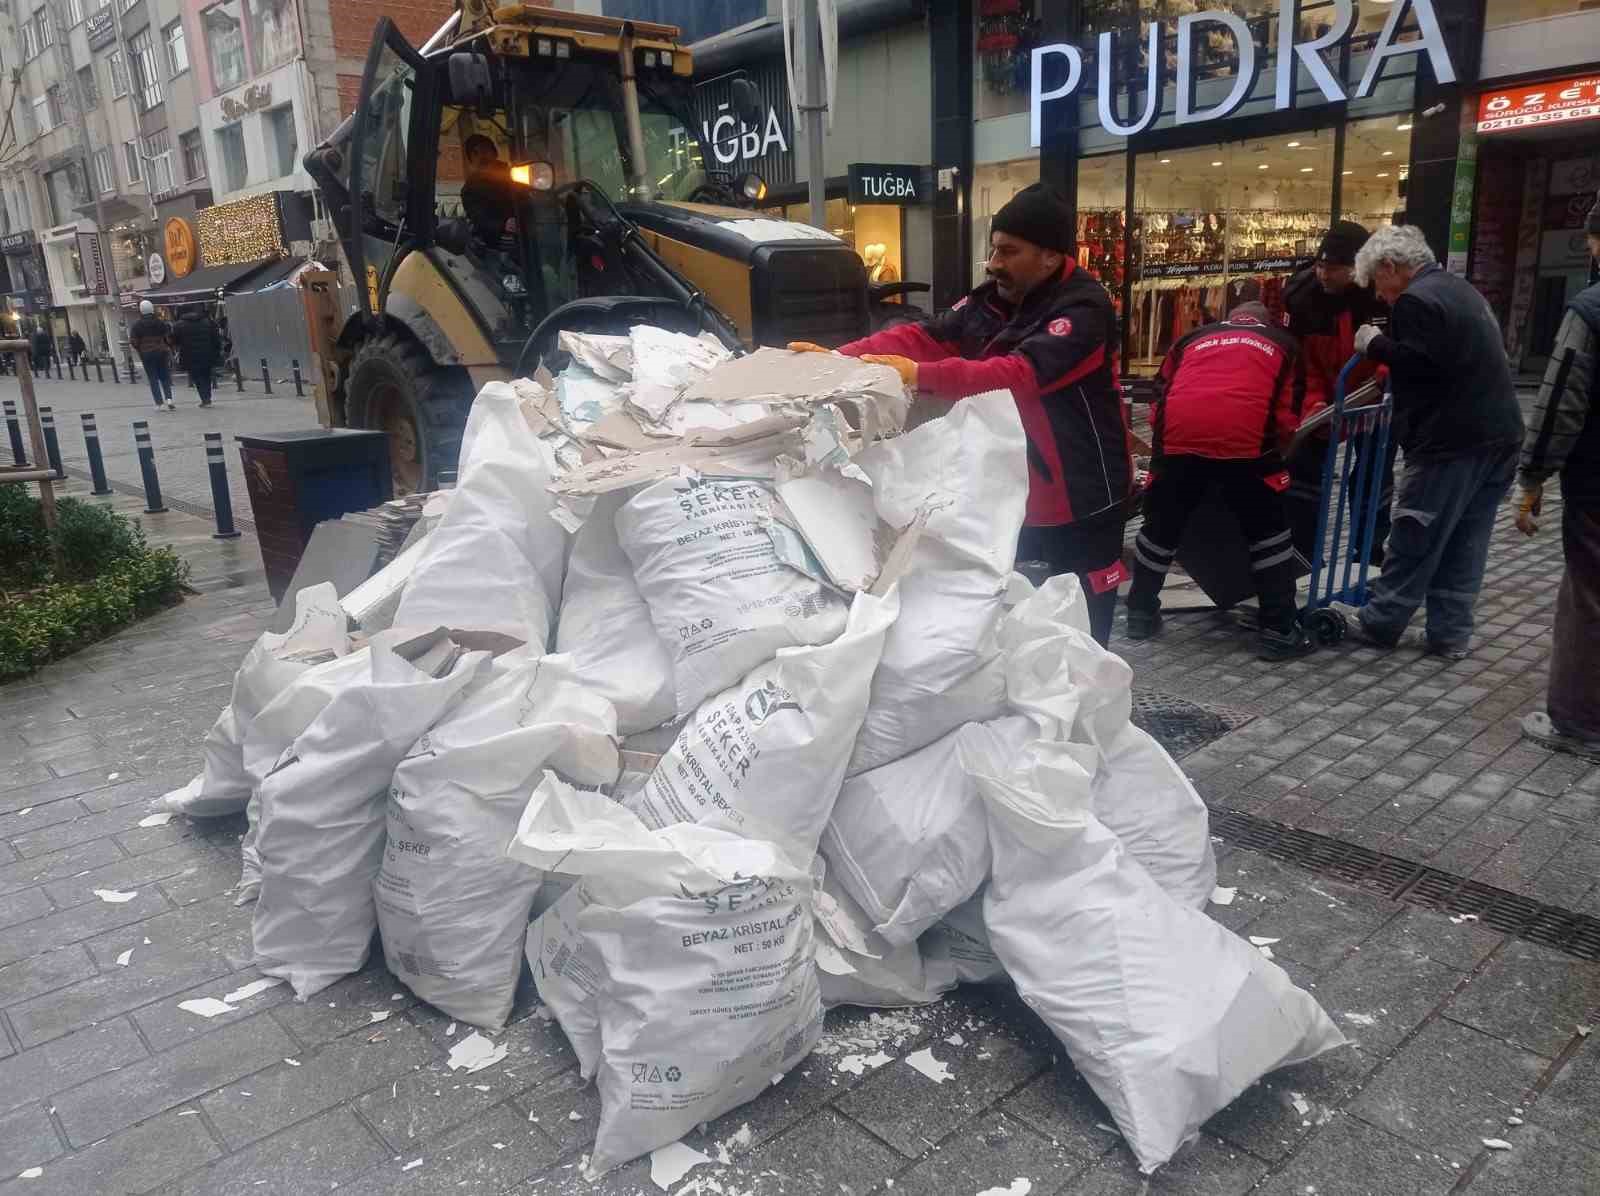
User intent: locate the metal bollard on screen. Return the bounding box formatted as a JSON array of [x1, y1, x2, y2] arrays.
[[39, 406, 65, 479], [95, 358, 104, 383], [234, 358, 244, 392], [3, 399, 27, 465], [260, 358, 272, 395], [291, 359, 304, 397], [132, 420, 167, 513], [110, 356, 120, 384], [203, 432, 240, 539], [80, 412, 112, 495], [67, 359, 75, 381], [126, 351, 139, 383]]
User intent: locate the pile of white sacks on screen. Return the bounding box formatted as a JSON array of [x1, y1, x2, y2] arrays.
[[158, 329, 1344, 1177]]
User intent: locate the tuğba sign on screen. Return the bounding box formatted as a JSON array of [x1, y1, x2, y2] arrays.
[[1476, 77, 1600, 134], [848, 164, 928, 206], [1030, 0, 1456, 147]]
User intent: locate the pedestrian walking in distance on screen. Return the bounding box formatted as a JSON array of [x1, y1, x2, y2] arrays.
[[131, 299, 176, 412], [788, 183, 1131, 646], [1126, 301, 1312, 660], [1333, 225, 1524, 659], [66, 330, 86, 369], [1517, 197, 1600, 761], [29, 324, 52, 377], [173, 307, 224, 408]]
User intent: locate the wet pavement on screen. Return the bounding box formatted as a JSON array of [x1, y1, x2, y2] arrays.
[[0, 475, 1595, 1195]]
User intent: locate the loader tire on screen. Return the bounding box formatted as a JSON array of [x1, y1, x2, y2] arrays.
[[345, 333, 474, 496]]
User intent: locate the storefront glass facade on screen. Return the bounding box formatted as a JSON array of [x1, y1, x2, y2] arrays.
[[968, 0, 1431, 370]]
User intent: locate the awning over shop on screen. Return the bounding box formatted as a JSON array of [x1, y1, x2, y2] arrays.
[[137, 256, 299, 304]]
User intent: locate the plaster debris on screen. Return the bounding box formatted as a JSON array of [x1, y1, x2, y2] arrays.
[[650, 1141, 713, 1190], [401, 1158, 423, 1171], [1578, 1025, 1592, 1037], [904, 1047, 953, 1084], [1210, 886, 1237, 906], [1506, 1116, 1524, 1126], [446, 1023, 457, 1037], [368, 1011, 391, 1024], [1248, 936, 1281, 947], [837, 1051, 894, 1076], [223, 978, 284, 1004], [446, 1032, 508, 1074], [93, 889, 138, 903], [976, 1181, 1032, 1196], [178, 997, 237, 1018], [1341, 1013, 1376, 1027], [1290, 1093, 1311, 1116], [284, 1058, 300, 1067], [946, 1033, 966, 1047], [115, 949, 133, 967], [569, 1111, 584, 1122], [1481, 1139, 1513, 1151], [15, 808, 30, 817], [137, 811, 176, 828], [1449, 914, 1480, 925], [17, 1167, 42, 1179]]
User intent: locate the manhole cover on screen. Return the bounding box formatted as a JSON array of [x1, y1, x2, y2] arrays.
[[1131, 689, 1254, 759]]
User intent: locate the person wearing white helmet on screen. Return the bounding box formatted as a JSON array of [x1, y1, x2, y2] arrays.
[[129, 298, 175, 411]]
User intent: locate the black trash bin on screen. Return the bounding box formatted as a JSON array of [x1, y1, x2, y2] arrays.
[[236, 429, 390, 603]]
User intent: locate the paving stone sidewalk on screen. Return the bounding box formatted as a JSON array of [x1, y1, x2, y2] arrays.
[[0, 479, 1596, 1195]]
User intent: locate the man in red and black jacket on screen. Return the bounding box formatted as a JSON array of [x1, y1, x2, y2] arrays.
[[1284, 220, 1392, 563], [789, 184, 1132, 645], [1126, 302, 1313, 660]]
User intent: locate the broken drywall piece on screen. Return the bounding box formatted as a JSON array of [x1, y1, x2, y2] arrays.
[[836, 1051, 893, 1077], [1482, 1139, 1513, 1151], [446, 1022, 457, 1037], [178, 997, 237, 1019], [1258, 945, 1276, 960], [814, 938, 859, 977], [137, 811, 176, 828], [648, 1141, 712, 1190], [401, 1158, 423, 1171], [1290, 1093, 1310, 1116], [368, 1011, 391, 1024], [1342, 1012, 1376, 1027], [1248, 936, 1281, 947], [1210, 886, 1237, 906], [945, 1033, 966, 1047], [223, 978, 285, 1004], [446, 1031, 508, 1074], [904, 1047, 953, 1084], [976, 1182, 1032, 1196], [93, 889, 138, 903], [115, 949, 133, 967]]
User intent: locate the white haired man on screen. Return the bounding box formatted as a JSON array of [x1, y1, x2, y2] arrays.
[[1335, 225, 1524, 658]]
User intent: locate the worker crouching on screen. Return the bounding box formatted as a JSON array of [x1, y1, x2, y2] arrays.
[[1126, 302, 1313, 661]]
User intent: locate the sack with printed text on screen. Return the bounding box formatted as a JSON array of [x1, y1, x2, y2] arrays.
[[617, 473, 850, 717], [251, 637, 488, 999], [508, 775, 822, 1176], [376, 651, 618, 1028]]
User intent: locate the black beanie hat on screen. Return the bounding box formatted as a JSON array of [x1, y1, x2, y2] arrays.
[[1317, 220, 1371, 266], [992, 184, 1073, 253]]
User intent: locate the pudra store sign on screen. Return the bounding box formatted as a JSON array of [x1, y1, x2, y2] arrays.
[[1029, 0, 1456, 147]]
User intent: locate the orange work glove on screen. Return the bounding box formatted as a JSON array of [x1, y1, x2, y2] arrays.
[[859, 353, 919, 389], [1515, 484, 1542, 537], [786, 341, 830, 354]]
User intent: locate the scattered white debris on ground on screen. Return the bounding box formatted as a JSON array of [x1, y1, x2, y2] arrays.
[[115, 949, 133, 967], [904, 1047, 954, 1084], [177, 997, 237, 1019], [401, 1158, 423, 1171], [649, 1141, 713, 1189], [976, 1180, 1032, 1196], [92, 889, 137, 903], [945, 1033, 966, 1047], [1210, 886, 1237, 906], [1341, 1013, 1376, 1027], [17, 1166, 43, 1179], [368, 1011, 391, 1024], [1290, 1093, 1311, 1116], [137, 811, 176, 828], [446, 1032, 507, 1074], [836, 1051, 894, 1077], [222, 978, 284, 1004], [1482, 1139, 1513, 1151]]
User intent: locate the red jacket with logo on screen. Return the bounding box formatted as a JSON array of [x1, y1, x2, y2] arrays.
[[1283, 267, 1387, 422], [1153, 314, 1305, 460], [837, 260, 1131, 527]]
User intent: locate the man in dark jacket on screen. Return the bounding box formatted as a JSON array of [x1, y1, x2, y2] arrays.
[[1127, 302, 1310, 659], [1284, 220, 1393, 562], [1516, 203, 1600, 760], [66, 330, 86, 368], [29, 325, 52, 377], [172, 308, 223, 407], [130, 299, 175, 410], [788, 184, 1132, 645], [1337, 225, 1525, 658]]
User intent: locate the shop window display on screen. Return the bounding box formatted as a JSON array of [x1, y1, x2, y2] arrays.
[[976, 0, 1042, 121], [761, 198, 905, 288]]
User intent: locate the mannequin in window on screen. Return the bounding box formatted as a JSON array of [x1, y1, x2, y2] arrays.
[[864, 242, 898, 285]]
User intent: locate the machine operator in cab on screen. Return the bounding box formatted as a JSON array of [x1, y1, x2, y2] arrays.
[[790, 184, 1133, 645]]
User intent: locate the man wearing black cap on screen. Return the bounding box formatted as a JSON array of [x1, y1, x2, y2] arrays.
[[788, 183, 1131, 645], [1283, 220, 1392, 564]]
